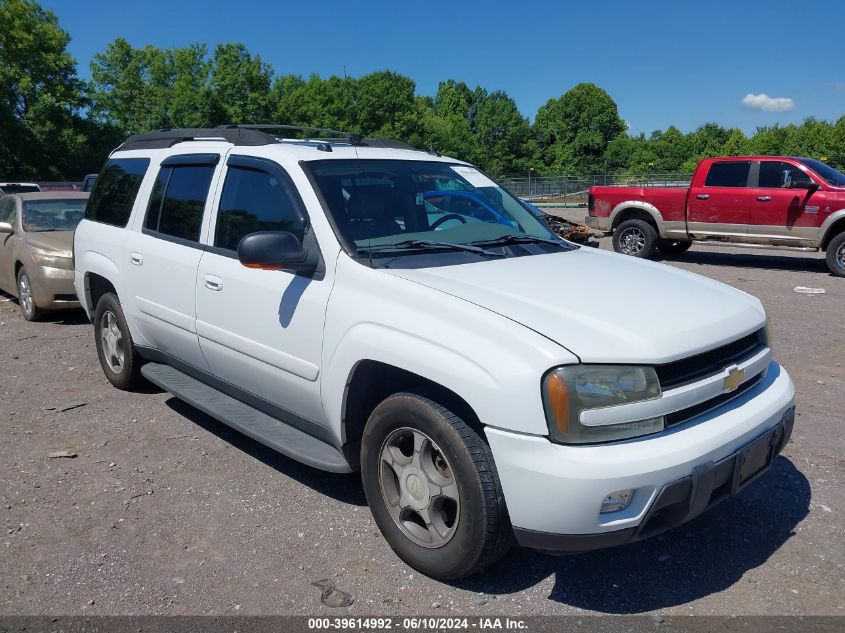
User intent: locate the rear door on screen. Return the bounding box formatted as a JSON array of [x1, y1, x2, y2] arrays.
[[123, 154, 221, 371], [746, 160, 821, 245], [687, 160, 752, 240]]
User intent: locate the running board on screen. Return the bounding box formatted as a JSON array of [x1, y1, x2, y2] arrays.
[[140, 362, 352, 473]]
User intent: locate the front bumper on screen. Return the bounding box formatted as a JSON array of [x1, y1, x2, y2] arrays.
[[29, 264, 80, 310], [514, 406, 794, 552], [486, 362, 795, 550]]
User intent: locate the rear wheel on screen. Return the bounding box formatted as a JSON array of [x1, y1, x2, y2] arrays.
[[613, 219, 658, 258], [17, 268, 43, 321], [94, 292, 144, 390], [658, 239, 693, 257], [361, 392, 512, 579], [826, 232, 845, 277]]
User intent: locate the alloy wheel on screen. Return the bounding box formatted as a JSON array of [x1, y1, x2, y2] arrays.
[[619, 226, 646, 255], [18, 273, 33, 317], [99, 310, 125, 373], [378, 427, 461, 548]]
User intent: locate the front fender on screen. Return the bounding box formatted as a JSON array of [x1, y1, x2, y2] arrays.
[[321, 258, 578, 441], [819, 209, 845, 247]]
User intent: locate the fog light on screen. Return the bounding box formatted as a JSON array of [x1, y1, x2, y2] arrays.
[[600, 489, 634, 513]]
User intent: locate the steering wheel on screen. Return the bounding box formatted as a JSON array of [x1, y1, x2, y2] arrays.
[[430, 213, 468, 230]]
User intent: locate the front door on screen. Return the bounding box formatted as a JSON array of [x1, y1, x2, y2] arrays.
[[687, 160, 753, 241], [746, 160, 822, 245], [123, 154, 220, 371], [195, 155, 332, 430]]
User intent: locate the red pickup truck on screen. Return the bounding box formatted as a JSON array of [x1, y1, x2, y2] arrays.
[[586, 156, 845, 276]]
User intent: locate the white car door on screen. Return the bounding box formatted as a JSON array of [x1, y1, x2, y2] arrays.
[[195, 155, 333, 431], [123, 153, 222, 371]]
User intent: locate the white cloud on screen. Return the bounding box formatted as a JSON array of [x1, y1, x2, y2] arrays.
[[741, 93, 795, 112]]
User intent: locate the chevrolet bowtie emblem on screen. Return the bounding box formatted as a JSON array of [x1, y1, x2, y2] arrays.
[[723, 367, 745, 392]]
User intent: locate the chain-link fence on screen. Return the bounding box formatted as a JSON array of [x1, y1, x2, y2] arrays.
[[500, 173, 691, 203]]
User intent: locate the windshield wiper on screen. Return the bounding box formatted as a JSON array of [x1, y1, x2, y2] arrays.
[[468, 235, 573, 249], [356, 240, 505, 257]]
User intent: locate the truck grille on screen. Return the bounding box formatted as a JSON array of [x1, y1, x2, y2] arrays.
[[655, 329, 765, 390], [665, 371, 765, 428]]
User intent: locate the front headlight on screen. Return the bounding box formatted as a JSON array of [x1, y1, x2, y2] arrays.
[[542, 365, 663, 444], [31, 253, 73, 270]]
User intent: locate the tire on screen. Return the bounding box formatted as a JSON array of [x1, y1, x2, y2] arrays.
[[657, 239, 693, 257], [17, 267, 44, 321], [613, 219, 658, 258], [93, 292, 144, 390], [826, 232, 845, 277], [361, 392, 512, 580]]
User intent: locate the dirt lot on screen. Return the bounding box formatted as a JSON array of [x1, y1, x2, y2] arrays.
[[1, 217, 843, 617]]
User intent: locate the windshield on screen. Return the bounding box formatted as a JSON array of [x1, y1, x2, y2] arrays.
[[307, 160, 558, 256], [22, 199, 86, 232], [797, 158, 845, 187]]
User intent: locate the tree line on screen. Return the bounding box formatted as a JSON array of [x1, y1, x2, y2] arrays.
[[2, 0, 844, 182]]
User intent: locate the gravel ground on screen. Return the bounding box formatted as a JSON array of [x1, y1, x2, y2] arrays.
[[1, 216, 843, 617]]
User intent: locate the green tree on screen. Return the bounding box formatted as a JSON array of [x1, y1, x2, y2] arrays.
[[534, 83, 625, 175], [720, 128, 751, 156], [355, 70, 416, 137], [0, 0, 88, 178], [474, 90, 536, 175], [208, 43, 273, 125]]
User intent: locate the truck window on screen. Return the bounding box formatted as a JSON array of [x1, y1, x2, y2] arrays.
[[144, 165, 215, 242], [758, 161, 811, 188], [214, 165, 306, 252], [704, 162, 751, 188], [85, 158, 150, 227], [0, 197, 15, 223]]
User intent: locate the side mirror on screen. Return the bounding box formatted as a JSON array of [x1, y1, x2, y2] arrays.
[[0, 221, 13, 234], [237, 231, 316, 274]]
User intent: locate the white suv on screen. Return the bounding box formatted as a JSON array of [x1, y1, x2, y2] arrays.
[[74, 126, 796, 579]]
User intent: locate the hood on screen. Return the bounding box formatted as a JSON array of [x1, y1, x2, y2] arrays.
[[384, 248, 765, 364], [25, 231, 74, 257]]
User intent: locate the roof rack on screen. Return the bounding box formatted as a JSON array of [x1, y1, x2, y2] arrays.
[[117, 124, 418, 152]]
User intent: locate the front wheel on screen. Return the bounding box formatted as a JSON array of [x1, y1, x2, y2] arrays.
[[658, 239, 693, 257], [613, 219, 658, 258], [17, 268, 44, 321], [361, 392, 512, 579], [94, 292, 144, 390], [826, 232, 845, 277]]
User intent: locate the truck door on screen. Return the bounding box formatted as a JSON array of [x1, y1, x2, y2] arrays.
[[687, 160, 752, 241], [195, 155, 332, 429], [123, 154, 220, 372], [746, 160, 822, 245]]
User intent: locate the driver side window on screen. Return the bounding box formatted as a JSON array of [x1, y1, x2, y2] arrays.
[[758, 161, 812, 189], [214, 165, 306, 252], [0, 198, 15, 224]]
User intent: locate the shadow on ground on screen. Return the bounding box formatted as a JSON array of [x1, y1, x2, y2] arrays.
[[457, 456, 810, 613], [658, 249, 829, 274], [165, 398, 366, 507]]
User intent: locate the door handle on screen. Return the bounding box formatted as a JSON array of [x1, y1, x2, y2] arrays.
[[696, 194, 710, 200], [757, 196, 772, 202], [204, 274, 223, 291], [130, 253, 143, 266]]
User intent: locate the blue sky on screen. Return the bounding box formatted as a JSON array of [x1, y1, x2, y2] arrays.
[[42, 0, 844, 135]]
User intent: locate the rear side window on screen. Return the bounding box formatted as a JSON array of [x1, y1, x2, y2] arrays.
[[758, 161, 810, 188], [144, 165, 215, 242], [704, 162, 751, 187], [85, 158, 150, 226], [214, 165, 305, 252]]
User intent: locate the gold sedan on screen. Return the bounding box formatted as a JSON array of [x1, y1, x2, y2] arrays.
[[0, 191, 88, 321]]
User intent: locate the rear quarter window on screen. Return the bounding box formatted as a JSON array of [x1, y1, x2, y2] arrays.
[[85, 158, 151, 227]]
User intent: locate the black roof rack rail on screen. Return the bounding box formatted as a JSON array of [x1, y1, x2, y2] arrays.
[[116, 124, 419, 152], [117, 127, 279, 151]]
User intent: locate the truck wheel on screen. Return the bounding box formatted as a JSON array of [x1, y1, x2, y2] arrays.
[[361, 392, 512, 580], [17, 268, 44, 321], [94, 292, 144, 390], [613, 219, 658, 258], [658, 239, 693, 257], [827, 232, 845, 277]]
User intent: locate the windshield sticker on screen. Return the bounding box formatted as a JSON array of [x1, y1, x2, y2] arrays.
[[451, 166, 498, 188]]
